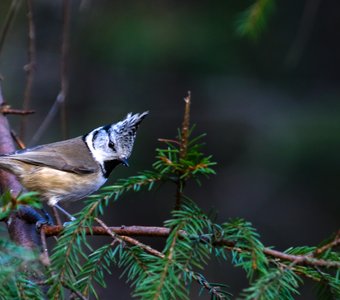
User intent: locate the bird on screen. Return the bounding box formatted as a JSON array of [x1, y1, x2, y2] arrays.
[[0, 111, 148, 221]]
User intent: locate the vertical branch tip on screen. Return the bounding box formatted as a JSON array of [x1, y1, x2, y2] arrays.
[[179, 91, 191, 159], [175, 91, 192, 210]]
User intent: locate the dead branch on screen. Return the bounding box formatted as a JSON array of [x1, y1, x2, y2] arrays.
[[0, 104, 35, 115]]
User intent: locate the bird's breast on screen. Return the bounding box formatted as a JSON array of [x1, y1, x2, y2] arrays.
[[19, 166, 107, 204]]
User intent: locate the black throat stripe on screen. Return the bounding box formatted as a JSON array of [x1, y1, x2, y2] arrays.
[[102, 160, 121, 178]]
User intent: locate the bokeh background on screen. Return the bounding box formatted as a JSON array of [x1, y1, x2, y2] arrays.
[[0, 0, 339, 299]]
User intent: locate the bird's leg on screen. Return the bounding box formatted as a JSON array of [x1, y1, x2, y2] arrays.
[[41, 208, 54, 226], [15, 206, 52, 231], [53, 204, 76, 222]]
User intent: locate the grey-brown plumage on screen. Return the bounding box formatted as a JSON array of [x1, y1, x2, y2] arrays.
[[0, 112, 148, 219]]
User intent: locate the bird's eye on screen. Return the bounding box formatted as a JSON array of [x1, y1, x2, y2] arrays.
[[108, 141, 116, 151]]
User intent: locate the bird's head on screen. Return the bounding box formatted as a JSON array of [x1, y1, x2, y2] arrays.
[[84, 111, 148, 176]]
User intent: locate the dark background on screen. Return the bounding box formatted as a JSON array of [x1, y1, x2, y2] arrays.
[[0, 1, 339, 299]]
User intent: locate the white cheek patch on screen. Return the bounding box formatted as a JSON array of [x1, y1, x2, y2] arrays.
[[85, 128, 120, 164], [85, 130, 107, 164]]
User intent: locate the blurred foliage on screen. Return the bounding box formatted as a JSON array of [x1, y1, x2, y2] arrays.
[[236, 0, 276, 40], [0, 232, 44, 299], [0, 191, 41, 220]]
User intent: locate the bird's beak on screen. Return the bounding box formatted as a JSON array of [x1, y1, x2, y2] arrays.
[[121, 158, 129, 167]]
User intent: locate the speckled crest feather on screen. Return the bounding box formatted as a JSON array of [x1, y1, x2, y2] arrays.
[[110, 111, 149, 159]]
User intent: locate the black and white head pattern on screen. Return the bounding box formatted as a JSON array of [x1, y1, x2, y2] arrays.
[[84, 111, 148, 177]]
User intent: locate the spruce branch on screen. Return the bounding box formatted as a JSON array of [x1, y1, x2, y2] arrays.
[[61, 280, 88, 300], [314, 229, 340, 256], [263, 247, 340, 268], [49, 200, 101, 299], [241, 266, 301, 300], [175, 91, 191, 210], [42, 225, 340, 269], [179, 91, 191, 159]]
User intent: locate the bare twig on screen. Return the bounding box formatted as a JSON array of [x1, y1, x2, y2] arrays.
[[0, 105, 35, 115], [20, 0, 37, 140], [29, 0, 71, 146], [60, 0, 71, 140], [122, 235, 165, 258], [0, 0, 22, 58], [29, 93, 63, 146], [44, 225, 174, 237], [52, 206, 62, 227], [40, 227, 51, 266], [94, 217, 119, 239], [42, 224, 340, 269], [11, 130, 26, 149], [94, 218, 164, 259], [158, 138, 181, 145]]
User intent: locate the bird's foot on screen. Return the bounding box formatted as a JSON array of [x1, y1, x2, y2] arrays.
[[41, 208, 54, 226], [36, 219, 50, 231]]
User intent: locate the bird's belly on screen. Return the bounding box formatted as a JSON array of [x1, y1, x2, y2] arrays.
[[20, 167, 106, 205]]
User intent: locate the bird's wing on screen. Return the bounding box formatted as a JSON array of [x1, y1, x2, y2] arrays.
[[10, 136, 99, 174]]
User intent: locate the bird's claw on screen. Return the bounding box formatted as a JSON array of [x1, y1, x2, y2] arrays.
[[35, 220, 49, 232], [62, 219, 76, 227]]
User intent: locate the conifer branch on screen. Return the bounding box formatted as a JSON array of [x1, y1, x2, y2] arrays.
[[81, 239, 117, 297], [42, 224, 340, 269], [153, 226, 181, 299], [180, 91, 191, 159], [49, 201, 100, 299], [314, 229, 340, 256], [61, 281, 87, 300], [94, 216, 228, 299], [263, 247, 340, 268], [175, 91, 191, 210]]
